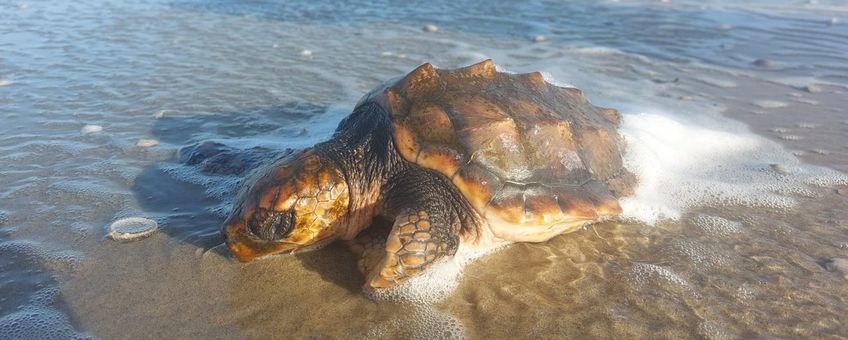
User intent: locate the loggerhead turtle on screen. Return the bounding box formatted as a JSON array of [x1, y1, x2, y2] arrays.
[[222, 59, 635, 289]]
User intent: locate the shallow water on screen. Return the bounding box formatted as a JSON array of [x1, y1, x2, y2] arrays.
[[2, 0, 848, 338]]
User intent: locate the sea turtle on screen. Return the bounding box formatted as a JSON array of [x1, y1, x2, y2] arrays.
[[222, 60, 635, 289]]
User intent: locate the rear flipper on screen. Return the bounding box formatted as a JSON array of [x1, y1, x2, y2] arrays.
[[179, 141, 287, 175]]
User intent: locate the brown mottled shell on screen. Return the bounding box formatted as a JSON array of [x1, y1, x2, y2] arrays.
[[370, 60, 635, 229]]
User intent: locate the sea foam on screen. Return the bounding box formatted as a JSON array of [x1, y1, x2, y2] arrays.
[[618, 111, 847, 224], [364, 241, 507, 303]]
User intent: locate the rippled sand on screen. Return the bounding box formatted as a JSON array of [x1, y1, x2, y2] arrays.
[[1, 0, 847, 338]]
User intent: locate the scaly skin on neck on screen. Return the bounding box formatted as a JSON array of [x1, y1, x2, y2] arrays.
[[311, 102, 405, 240]]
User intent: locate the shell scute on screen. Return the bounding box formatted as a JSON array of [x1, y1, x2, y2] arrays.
[[407, 103, 455, 144], [416, 144, 465, 177], [582, 180, 623, 216], [522, 188, 562, 225], [552, 187, 599, 220], [487, 185, 525, 223], [460, 118, 530, 180], [452, 163, 503, 212]]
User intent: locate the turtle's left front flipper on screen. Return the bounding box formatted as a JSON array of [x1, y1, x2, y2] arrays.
[[366, 208, 459, 288], [365, 168, 472, 289]]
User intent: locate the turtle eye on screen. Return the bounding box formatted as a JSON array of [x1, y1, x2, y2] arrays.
[[247, 208, 294, 241]]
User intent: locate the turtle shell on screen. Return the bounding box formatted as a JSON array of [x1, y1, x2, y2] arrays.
[[369, 59, 635, 234]]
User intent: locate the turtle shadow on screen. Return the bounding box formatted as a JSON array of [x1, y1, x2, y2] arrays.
[[130, 102, 368, 293], [294, 243, 364, 293]]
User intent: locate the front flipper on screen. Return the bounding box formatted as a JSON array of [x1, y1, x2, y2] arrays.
[[366, 208, 459, 288]]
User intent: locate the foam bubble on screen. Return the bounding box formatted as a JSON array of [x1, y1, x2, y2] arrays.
[[779, 134, 803, 141], [697, 321, 734, 340], [0, 243, 90, 339], [366, 305, 465, 340], [0, 305, 90, 340], [691, 214, 743, 236], [667, 239, 730, 268], [0, 240, 86, 274], [630, 263, 702, 302], [365, 242, 506, 304], [631, 263, 689, 287], [618, 112, 848, 224], [539, 72, 577, 88]]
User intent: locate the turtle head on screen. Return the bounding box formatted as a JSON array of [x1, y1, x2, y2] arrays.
[[222, 149, 350, 261]]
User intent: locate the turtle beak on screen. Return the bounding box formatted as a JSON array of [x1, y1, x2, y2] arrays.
[[222, 220, 302, 261], [222, 221, 256, 262]]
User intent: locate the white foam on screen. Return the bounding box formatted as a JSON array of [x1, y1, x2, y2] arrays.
[[0, 288, 90, 340], [0, 240, 86, 274], [631, 263, 689, 287], [691, 214, 743, 236], [698, 321, 734, 340], [617, 111, 848, 224], [540, 72, 577, 88], [208, 104, 348, 151], [366, 304, 465, 340], [667, 239, 730, 268], [364, 242, 507, 304], [0, 242, 90, 338]]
